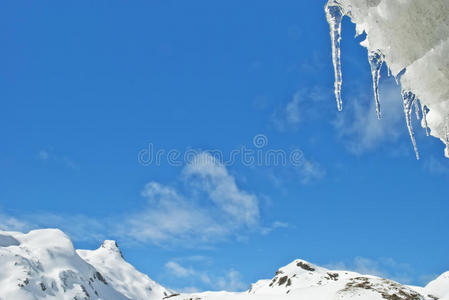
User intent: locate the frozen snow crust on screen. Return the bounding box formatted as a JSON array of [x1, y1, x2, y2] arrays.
[[325, 0, 449, 158]]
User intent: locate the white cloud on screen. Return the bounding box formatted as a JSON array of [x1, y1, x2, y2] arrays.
[[164, 260, 247, 292], [0, 212, 31, 232], [298, 159, 326, 184], [0, 211, 106, 242], [261, 221, 289, 235], [272, 86, 333, 132], [418, 273, 440, 285], [285, 95, 301, 125], [215, 269, 247, 291], [179, 286, 201, 293], [327, 257, 413, 284], [2, 152, 287, 247], [351, 257, 388, 277], [165, 261, 195, 278], [423, 156, 449, 175], [120, 152, 262, 246], [38, 150, 49, 161], [183, 153, 259, 227], [333, 80, 407, 154], [36, 149, 79, 170], [30, 213, 106, 242], [123, 182, 229, 245], [272, 92, 301, 131]]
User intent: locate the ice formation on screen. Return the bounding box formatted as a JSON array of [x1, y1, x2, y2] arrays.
[[368, 49, 384, 120], [325, 2, 345, 111], [325, 0, 449, 159], [402, 91, 420, 159]]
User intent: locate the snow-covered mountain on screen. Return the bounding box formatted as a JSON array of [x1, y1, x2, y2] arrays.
[[0, 229, 173, 300], [1, 228, 448, 300], [77, 241, 174, 300], [176, 259, 449, 300]]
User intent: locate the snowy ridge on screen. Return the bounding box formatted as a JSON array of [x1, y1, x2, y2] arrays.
[[425, 271, 449, 300], [174, 259, 449, 300], [325, 0, 449, 158], [0, 229, 173, 300], [77, 241, 173, 300], [1, 229, 448, 300]]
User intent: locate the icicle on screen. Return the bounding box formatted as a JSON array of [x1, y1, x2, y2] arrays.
[[394, 68, 406, 85], [422, 105, 430, 136], [402, 91, 420, 160], [445, 117, 449, 150], [368, 50, 384, 120], [414, 99, 421, 120], [325, 1, 345, 111]]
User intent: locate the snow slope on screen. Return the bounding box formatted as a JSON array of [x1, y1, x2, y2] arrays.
[[0, 229, 173, 300], [424, 271, 449, 300], [325, 0, 449, 158], [175, 259, 442, 300], [1, 228, 448, 300], [77, 241, 173, 300]]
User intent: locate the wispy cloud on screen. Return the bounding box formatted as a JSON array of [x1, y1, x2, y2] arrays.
[[183, 153, 260, 227], [298, 159, 326, 184], [165, 261, 196, 278], [327, 257, 416, 284], [215, 269, 247, 291], [423, 156, 449, 175], [122, 181, 230, 245], [285, 95, 301, 125], [120, 152, 261, 246], [38, 150, 49, 161], [265, 155, 326, 189], [2, 152, 288, 247], [272, 92, 301, 131], [272, 86, 332, 132], [333, 80, 407, 155], [0, 210, 106, 242], [0, 212, 31, 232], [36, 149, 79, 170], [261, 221, 289, 235], [164, 260, 247, 292]]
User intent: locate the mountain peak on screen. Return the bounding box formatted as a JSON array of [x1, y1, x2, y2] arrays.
[[275, 259, 326, 277], [100, 240, 124, 258], [292, 259, 319, 272]]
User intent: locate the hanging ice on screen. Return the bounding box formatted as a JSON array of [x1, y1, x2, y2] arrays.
[[422, 105, 430, 136], [325, 1, 344, 111], [445, 119, 449, 151], [368, 50, 384, 120], [324, 0, 449, 159], [414, 100, 421, 121], [402, 91, 420, 160]]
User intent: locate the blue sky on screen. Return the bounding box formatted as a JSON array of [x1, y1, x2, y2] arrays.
[[1, 0, 448, 292]]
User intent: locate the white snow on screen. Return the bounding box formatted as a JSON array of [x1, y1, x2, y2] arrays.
[[424, 271, 449, 300], [174, 259, 437, 300], [77, 240, 173, 300], [1, 228, 448, 300], [0, 229, 173, 300], [325, 0, 449, 158]]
